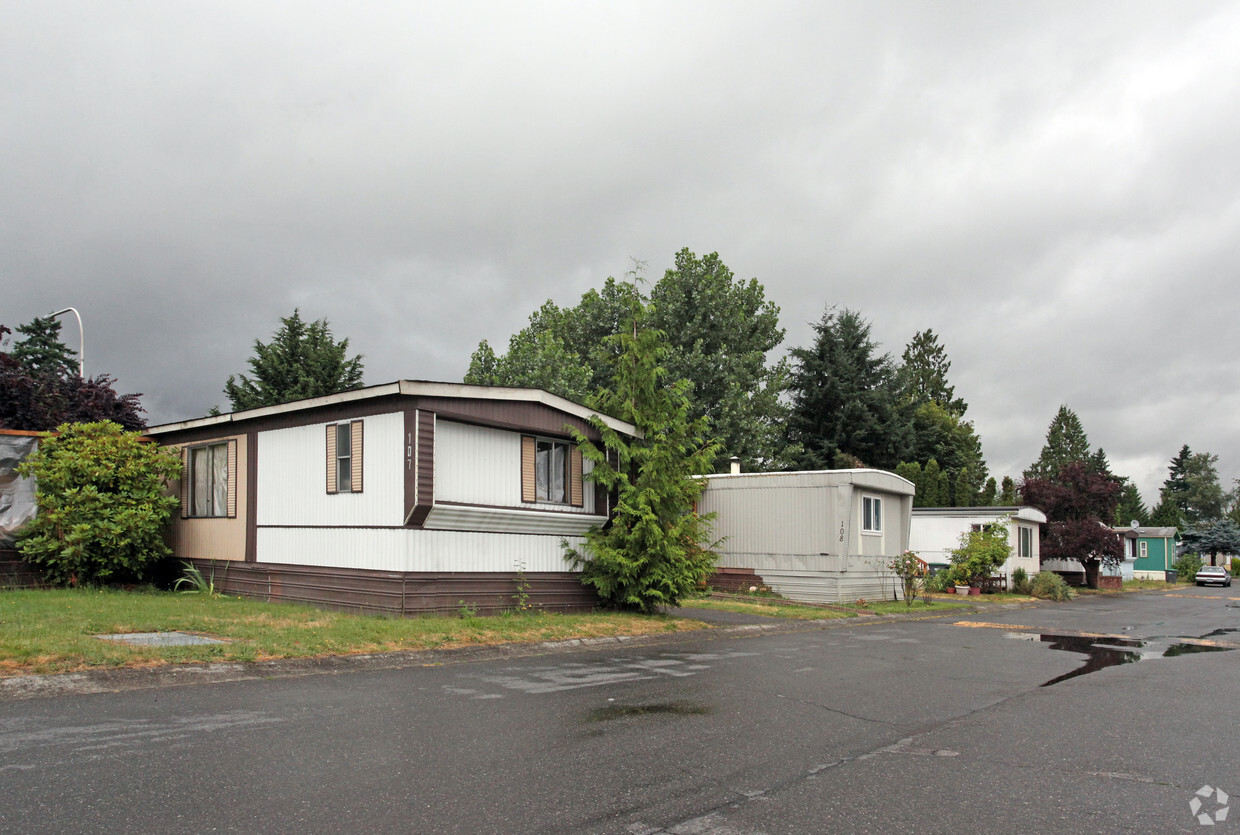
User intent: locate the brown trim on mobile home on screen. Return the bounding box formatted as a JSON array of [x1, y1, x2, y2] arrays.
[[182, 559, 599, 616], [245, 431, 258, 562]]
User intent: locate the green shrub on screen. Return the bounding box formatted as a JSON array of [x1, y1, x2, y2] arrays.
[[16, 421, 182, 586], [1030, 571, 1074, 601], [1231, 557, 1239, 578], [1012, 567, 1031, 595], [925, 570, 951, 593], [948, 521, 1011, 586], [1173, 553, 1203, 583]]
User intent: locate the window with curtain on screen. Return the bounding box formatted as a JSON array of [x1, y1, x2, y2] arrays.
[[536, 439, 569, 504], [189, 442, 229, 518]]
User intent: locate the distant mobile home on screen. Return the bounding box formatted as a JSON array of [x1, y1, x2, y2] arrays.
[[145, 381, 636, 615], [698, 469, 915, 604], [909, 506, 1046, 583], [1125, 526, 1179, 579]]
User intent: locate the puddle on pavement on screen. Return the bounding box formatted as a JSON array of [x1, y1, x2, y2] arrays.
[[1002, 632, 1234, 687], [1163, 643, 1231, 657], [587, 701, 712, 722], [1036, 635, 1143, 687], [1200, 627, 1240, 639]]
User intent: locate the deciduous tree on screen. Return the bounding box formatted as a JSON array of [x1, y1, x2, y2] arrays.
[[1021, 461, 1123, 588], [467, 251, 788, 471]]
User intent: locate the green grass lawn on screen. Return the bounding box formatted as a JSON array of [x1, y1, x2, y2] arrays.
[[683, 595, 973, 619], [848, 598, 972, 614], [0, 587, 706, 677]]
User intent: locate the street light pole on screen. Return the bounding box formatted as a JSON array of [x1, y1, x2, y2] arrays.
[[47, 307, 84, 378]]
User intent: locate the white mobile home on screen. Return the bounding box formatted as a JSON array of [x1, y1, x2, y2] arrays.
[[698, 469, 915, 604], [146, 381, 636, 615], [908, 506, 1046, 584]]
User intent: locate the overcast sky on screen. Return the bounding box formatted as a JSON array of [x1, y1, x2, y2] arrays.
[[4, 1, 1238, 507]]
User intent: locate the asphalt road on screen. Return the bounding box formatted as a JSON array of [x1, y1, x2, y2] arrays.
[[2, 589, 1238, 834]]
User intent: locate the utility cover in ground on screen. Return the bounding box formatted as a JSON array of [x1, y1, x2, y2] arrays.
[[95, 632, 227, 647]]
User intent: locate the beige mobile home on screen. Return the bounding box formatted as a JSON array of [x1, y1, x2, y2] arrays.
[[699, 469, 915, 604]]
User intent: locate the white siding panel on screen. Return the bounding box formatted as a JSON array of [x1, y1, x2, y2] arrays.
[[258, 412, 404, 526], [435, 420, 595, 513], [257, 527, 585, 572], [424, 504, 605, 535]]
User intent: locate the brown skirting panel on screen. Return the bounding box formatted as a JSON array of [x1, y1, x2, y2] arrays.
[[0, 550, 43, 589], [184, 559, 600, 616], [708, 566, 766, 593]]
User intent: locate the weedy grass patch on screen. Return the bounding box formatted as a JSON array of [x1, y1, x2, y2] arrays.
[[679, 598, 856, 620], [0, 587, 706, 676]]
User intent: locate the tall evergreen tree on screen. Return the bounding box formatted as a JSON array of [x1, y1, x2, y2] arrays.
[[999, 476, 1018, 505], [1158, 449, 1225, 525], [979, 477, 998, 506], [895, 461, 923, 503], [785, 307, 911, 470], [1, 324, 145, 431], [1114, 479, 1149, 526], [10, 317, 78, 378], [222, 310, 364, 411], [1023, 405, 1091, 482], [563, 293, 721, 613], [899, 401, 987, 506], [1148, 495, 1182, 527], [920, 459, 946, 506], [897, 328, 967, 416]]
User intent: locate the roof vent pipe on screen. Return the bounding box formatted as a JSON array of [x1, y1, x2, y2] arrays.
[[729, 456, 741, 475]]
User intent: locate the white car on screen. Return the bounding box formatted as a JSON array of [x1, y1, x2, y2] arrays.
[[1195, 565, 1233, 587]]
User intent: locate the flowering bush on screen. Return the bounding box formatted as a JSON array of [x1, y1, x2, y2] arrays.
[[889, 550, 928, 606]]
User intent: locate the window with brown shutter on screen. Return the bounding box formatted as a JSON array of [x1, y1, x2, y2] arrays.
[[521, 435, 582, 506], [327, 421, 363, 494]]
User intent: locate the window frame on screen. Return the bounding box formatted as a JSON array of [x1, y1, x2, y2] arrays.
[[181, 440, 236, 519], [861, 495, 882, 534], [521, 435, 583, 508], [1138, 540, 1148, 560], [326, 420, 364, 495], [1018, 525, 1033, 559], [536, 438, 570, 504]]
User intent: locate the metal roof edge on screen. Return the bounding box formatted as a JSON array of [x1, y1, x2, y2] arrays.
[[146, 380, 637, 437]]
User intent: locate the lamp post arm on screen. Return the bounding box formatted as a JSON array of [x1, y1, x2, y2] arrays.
[[47, 307, 84, 378]]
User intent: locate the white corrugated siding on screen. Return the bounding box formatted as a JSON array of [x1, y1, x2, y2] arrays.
[[257, 412, 405, 526], [909, 510, 1043, 578], [256, 527, 584, 572], [435, 419, 595, 513]]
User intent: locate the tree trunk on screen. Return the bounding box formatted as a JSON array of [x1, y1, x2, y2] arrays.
[[1082, 559, 1100, 589]]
